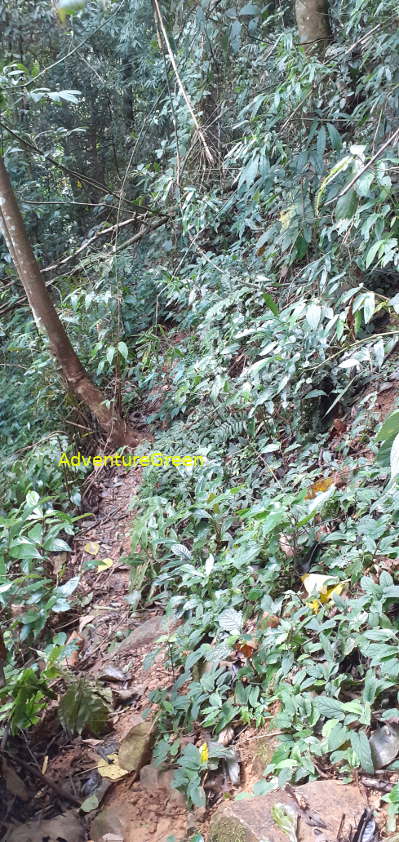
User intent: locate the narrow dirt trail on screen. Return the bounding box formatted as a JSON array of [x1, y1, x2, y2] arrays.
[[42, 462, 197, 842]]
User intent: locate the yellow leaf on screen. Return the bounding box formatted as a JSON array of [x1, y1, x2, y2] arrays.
[[320, 582, 347, 604], [279, 206, 295, 229], [97, 558, 114, 572], [305, 477, 335, 500], [84, 541, 100, 555], [301, 573, 338, 597], [97, 754, 128, 780], [199, 742, 208, 764], [310, 599, 320, 614]]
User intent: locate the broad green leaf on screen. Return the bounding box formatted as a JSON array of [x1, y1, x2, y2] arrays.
[[26, 491, 40, 507], [336, 189, 357, 220], [118, 341, 129, 360], [375, 411, 399, 442], [316, 696, 346, 720], [44, 538, 72, 553], [262, 293, 279, 316], [306, 303, 321, 330], [351, 731, 374, 773], [56, 576, 80, 597], [219, 607, 242, 633]]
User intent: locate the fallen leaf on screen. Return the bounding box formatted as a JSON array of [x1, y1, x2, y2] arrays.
[[41, 755, 48, 775], [97, 558, 114, 572], [236, 639, 258, 658], [305, 477, 335, 499], [259, 611, 280, 630], [100, 666, 126, 682], [301, 573, 339, 596], [79, 613, 96, 633], [218, 726, 234, 746], [199, 742, 208, 764], [97, 754, 129, 780], [279, 533, 295, 558], [85, 541, 100, 555]]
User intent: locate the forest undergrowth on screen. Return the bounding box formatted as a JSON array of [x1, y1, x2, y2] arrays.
[[1, 0, 399, 832]]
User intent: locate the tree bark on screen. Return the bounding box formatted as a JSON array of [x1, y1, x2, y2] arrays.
[[294, 0, 332, 56], [0, 156, 143, 450]]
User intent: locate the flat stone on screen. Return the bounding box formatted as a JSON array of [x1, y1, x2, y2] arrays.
[[209, 780, 366, 842], [115, 615, 169, 653], [118, 716, 155, 772]]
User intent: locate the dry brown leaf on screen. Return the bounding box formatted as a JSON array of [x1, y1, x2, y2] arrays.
[[62, 630, 84, 667], [79, 613, 96, 633]]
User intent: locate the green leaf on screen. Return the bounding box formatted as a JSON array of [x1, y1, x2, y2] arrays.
[[9, 538, 42, 560], [335, 189, 358, 221], [355, 171, 374, 198], [376, 411, 399, 442], [326, 123, 343, 152], [306, 303, 321, 330], [118, 341, 129, 360], [363, 292, 375, 324], [56, 576, 80, 597], [106, 346, 115, 365], [316, 696, 346, 720], [365, 240, 383, 269], [239, 3, 259, 14], [391, 433, 399, 480], [350, 730, 374, 774], [262, 293, 279, 316], [219, 608, 242, 634], [44, 538, 72, 553]]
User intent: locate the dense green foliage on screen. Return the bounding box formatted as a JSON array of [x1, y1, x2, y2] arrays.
[[1, 0, 399, 824]]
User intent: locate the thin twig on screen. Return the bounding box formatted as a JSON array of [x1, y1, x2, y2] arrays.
[[153, 0, 214, 165]]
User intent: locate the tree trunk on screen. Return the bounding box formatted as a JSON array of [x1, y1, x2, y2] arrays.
[[294, 0, 331, 56], [0, 156, 143, 450]]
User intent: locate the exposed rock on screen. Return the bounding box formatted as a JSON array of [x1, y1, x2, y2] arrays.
[[115, 615, 170, 653], [209, 780, 367, 842], [118, 716, 155, 772], [90, 807, 127, 842], [139, 763, 160, 790], [8, 810, 85, 842]]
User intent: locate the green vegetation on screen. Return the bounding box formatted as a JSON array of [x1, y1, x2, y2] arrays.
[[1, 0, 399, 829]]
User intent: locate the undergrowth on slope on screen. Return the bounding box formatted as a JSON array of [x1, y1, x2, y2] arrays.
[[1, 0, 399, 827]]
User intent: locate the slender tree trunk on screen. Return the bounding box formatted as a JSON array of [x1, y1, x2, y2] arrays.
[[294, 0, 331, 56], [0, 156, 143, 449]]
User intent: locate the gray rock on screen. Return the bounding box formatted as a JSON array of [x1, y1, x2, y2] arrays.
[[139, 763, 160, 790], [90, 807, 127, 842], [369, 723, 399, 768], [209, 780, 366, 842], [115, 615, 170, 653]]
